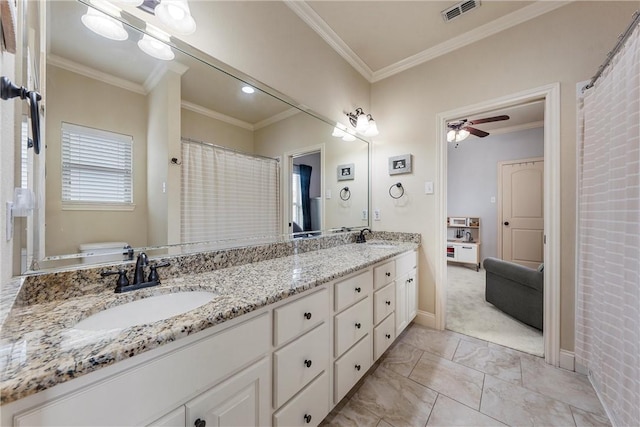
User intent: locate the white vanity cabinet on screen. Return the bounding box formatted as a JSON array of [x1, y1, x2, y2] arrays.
[[272, 289, 330, 427], [395, 251, 418, 336]]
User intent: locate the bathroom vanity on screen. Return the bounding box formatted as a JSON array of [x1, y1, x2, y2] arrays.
[[0, 236, 419, 426]]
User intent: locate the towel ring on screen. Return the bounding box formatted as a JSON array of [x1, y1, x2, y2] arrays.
[[389, 182, 404, 199], [340, 186, 351, 201]]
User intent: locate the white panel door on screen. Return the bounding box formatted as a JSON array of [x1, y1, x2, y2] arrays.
[[500, 159, 544, 269]]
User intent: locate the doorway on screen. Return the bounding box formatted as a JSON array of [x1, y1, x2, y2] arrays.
[[285, 146, 324, 237], [436, 84, 561, 366]]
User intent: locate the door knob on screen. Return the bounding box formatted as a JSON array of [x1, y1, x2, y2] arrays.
[[194, 419, 206, 427], [304, 414, 312, 424], [504, 221, 510, 226], [304, 312, 312, 320], [304, 359, 312, 368]]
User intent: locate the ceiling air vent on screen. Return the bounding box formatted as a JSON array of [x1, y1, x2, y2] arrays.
[[441, 0, 481, 23]]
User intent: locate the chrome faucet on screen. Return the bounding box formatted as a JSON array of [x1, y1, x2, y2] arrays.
[[133, 252, 149, 285]]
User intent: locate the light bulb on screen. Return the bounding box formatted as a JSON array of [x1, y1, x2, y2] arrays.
[[364, 118, 378, 137], [81, 7, 128, 41], [155, 0, 196, 35], [355, 113, 369, 133], [456, 129, 470, 142], [447, 130, 456, 142], [242, 86, 255, 94]]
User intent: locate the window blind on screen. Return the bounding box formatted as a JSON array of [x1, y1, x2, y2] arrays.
[[181, 139, 280, 246], [61, 122, 133, 204]]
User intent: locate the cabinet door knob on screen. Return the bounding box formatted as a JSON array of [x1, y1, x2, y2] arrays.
[[385, 272, 391, 277], [355, 364, 361, 371], [385, 300, 391, 306], [194, 419, 206, 427], [355, 287, 361, 293], [386, 333, 391, 339], [304, 414, 312, 424], [304, 312, 312, 320], [355, 322, 361, 329], [304, 359, 312, 368]]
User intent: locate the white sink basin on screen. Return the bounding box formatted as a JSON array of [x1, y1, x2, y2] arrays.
[[74, 291, 217, 331]]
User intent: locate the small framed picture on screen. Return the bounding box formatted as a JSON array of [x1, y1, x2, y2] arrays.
[[337, 163, 355, 181], [389, 154, 412, 175]]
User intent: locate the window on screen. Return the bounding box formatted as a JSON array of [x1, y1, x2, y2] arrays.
[[61, 122, 133, 208]]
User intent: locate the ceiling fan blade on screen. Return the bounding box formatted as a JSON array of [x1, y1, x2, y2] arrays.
[[464, 126, 490, 138], [468, 115, 510, 125]]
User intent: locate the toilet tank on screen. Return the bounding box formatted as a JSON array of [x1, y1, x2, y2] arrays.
[[79, 242, 129, 264]]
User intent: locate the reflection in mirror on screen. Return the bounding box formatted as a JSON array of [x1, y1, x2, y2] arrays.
[[30, 0, 369, 270]]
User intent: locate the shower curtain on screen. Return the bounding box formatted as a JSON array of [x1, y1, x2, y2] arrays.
[[575, 20, 639, 427], [181, 140, 280, 246]]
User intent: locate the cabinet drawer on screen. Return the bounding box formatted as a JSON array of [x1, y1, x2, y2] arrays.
[[334, 335, 371, 404], [456, 245, 477, 263], [334, 269, 373, 312], [334, 297, 371, 358], [373, 313, 395, 361], [274, 323, 329, 409], [274, 288, 328, 347], [373, 260, 396, 289], [373, 282, 395, 325], [148, 407, 185, 427], [273, 372, 329, 427], [396, 251, 417, 276]]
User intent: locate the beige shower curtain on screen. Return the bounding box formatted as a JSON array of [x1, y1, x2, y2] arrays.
[[576, 20, 639, 427]]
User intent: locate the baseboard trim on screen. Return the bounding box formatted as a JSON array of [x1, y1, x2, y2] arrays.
[[414, 310, 436, 329], [559, 349, 575, 371]]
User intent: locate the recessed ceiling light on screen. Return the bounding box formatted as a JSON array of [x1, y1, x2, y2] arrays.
[[242, 86, 255, 94]]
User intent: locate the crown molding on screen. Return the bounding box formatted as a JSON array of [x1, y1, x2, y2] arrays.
[[283, 0, 373, 81], [47, 54, 147, 94], [286, 1, 570, 83], [373, 2, 569, 82], [254, 107, 301, 130], [181, 101, 254, 131]]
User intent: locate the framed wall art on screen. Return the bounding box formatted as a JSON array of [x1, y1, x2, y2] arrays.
[[337, 163, 354, 181], [388, 154, 412, 175]]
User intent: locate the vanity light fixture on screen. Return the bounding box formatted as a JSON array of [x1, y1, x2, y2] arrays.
[[137, 25, 174, 60], [346, 108, 379, 137], [154, 0, 197, 35], [241, 85, 255, 94], [332, 123, 357, 141], [81, 3, 128, 41]]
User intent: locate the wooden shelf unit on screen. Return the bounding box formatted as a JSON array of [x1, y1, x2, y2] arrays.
[[446, 216, 481, 271]]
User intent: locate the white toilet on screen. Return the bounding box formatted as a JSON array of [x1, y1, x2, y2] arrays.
[[79, 242, 129, 264]]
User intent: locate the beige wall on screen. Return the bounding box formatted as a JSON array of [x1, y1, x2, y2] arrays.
[[369, 1, 637, 351], [45, 65, 149, 256], [180, 109, 254, 153], [1, 51, 17, 282]]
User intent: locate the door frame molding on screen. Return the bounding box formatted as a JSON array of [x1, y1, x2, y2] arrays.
[[496, 156, 544, 261], [435, 83, 561, 366], [283, 144, 325, 235]]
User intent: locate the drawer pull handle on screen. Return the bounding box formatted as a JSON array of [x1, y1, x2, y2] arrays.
[[304, 359, 312, 368], [304, 414, 312, 424], [385, 300, 391, 306], [304, 312, 312, 320], [194, 419, 206, 427], [386, 333, 391, 339], [385, 272, 391, 277], [355, 364, 361, 371], [355, 322, 362, 329], [355, 287, 361, 293]]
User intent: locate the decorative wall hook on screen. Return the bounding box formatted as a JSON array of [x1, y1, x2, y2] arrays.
[[1, 76, 42, 154]]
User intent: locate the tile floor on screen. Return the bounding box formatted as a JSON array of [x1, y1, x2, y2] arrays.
[[320, 324, 610, 427]]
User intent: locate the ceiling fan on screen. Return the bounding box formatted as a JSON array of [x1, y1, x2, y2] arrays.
[[447, 115, 510, 147]]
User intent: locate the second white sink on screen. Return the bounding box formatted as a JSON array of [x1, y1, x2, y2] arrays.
[[74, 291, 217, 331]]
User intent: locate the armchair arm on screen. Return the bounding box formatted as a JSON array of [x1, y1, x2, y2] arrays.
[[483, 257, 543, 292]]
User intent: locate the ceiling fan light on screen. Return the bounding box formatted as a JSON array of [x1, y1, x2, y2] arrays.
[[456, 129, 470, 142], [446, 129, 456, 142], [155, 0, 197, 35], [81, 7, 128, 41]]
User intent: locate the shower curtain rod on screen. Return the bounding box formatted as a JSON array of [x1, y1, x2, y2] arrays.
[[180, 137, 280, 162], [583, 10, 640, 91]]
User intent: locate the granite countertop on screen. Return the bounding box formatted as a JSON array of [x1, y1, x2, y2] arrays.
[[0, 240, 417, 405]]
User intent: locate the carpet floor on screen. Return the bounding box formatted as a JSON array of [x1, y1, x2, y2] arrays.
[[446, 264, 544, 356]]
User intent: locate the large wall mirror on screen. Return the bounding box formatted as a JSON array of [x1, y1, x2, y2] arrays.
[[23, 0, 369, 271]]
